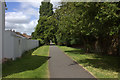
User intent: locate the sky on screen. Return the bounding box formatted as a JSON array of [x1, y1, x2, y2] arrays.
[[5, 1, 60, 35]]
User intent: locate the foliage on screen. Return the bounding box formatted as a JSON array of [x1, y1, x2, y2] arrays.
[[37, 38, 45, 46], [32, 0, 55, 44], [40, 1, 53, 17], [55, 2, 120, 54], [32, 2, 120, 54]]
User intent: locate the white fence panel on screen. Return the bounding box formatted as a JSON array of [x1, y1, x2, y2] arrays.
[[3, 31, 14, 59], [3, 31, 39, 60]]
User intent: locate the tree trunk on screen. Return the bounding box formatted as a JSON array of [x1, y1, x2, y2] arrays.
[[54, 35, 57, 45], [118, 29, 120, 55]]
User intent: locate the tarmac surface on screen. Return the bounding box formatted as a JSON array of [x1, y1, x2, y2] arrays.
[[49, 45, 96, 79]]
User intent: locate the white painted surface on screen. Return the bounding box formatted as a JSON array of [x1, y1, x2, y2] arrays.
[[3, 31, 39, 60], [0, 1, 2, 63], [0, 1, 5, 79], [0, 1, 5, 63], [3, 31, 14, 59]]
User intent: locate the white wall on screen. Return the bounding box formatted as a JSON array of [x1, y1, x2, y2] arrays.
[[3, 31, 14, 59], [0, 1, 39, 61], [0, 1, 5, 62], [3, 31, 39, 60], [0, 1, 2, 63], [0, 1, 5, 79]]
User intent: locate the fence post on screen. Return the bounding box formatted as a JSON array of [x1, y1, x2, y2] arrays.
[[0, 0, 5, 79], [0, 1, 5, 60]]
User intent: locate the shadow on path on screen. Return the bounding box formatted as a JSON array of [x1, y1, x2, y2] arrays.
[[49, 46, 95, 78]]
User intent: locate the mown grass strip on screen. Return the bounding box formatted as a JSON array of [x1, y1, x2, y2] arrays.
[[58, 46, 120, 78], [3, 45, 49, 78]]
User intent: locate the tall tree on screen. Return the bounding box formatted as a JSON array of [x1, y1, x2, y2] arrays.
[[117, 2, 120, 55], [40, 0, 53, 17], [33, 0, 54, 44]]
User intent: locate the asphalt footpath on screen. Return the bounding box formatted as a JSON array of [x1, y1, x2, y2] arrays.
[[49, 45, 96, 79]]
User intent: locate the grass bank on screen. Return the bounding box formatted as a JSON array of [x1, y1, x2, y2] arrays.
[[58, 46, 120, 78], [3, 45, 50, 78]]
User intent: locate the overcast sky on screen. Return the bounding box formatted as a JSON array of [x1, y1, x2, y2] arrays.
[[5, 0, 60, 35]]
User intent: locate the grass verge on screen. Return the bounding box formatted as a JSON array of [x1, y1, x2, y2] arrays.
[[2, 45, 49, 78], [58, 46, 120, 79]]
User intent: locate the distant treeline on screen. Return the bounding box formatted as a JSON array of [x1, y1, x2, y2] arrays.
[[32, 1, 120, 55]]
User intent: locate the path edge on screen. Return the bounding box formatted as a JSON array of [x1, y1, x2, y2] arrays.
[[48, 45, 51, 79], [48, 45, 50, 79], [57, 46, 98, 79]]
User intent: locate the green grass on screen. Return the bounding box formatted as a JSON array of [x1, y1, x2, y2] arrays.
[[58, 46, 120, 78], [2, 45, 50, 78]]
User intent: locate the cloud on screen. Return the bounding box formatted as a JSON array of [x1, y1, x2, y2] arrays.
[[5, 10, 38, 35], [20, 2, 42, 8], [13, 2, 40, 19], [51, 0, 61, 8], [5, 2, 40, 35], [5, 1, 60, 35], [5, 0, 60, 2], [6, 19, 38, 35], [5, 12, 30, 24], [20, 7, 39, 19]]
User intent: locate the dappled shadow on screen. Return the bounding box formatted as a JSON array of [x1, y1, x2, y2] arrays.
[[2, 48, 50, 77], [65, 49, 85, 54], [77, 55, 120, 72], [64, 48, 120, 73], [68, 61, 78, 66]]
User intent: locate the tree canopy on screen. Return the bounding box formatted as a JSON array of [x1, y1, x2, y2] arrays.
[[32, 2, 120, 55], [32, 0, 56, 44]]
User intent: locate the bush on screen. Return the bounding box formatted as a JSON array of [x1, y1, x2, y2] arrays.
[[37, 39, 45, 46]]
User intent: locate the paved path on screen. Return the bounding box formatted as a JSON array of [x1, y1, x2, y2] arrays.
[[49, 45, 96, 78]]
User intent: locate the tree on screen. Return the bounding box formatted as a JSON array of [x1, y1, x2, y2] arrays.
[[40, 0, 53, 17], [33, 2, 120, 55], [54, 2, 120, 55], [33, 0, 54, 44], [116, 2, 120, 55]]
